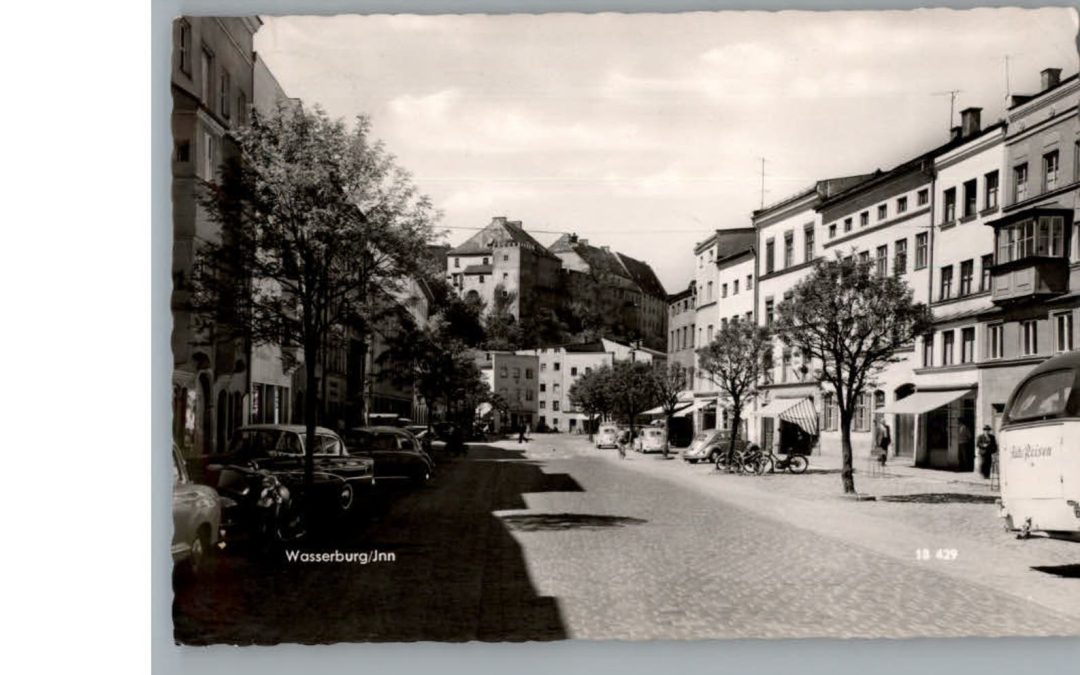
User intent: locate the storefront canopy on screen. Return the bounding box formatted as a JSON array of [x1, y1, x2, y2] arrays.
[[641, 401, 693, 417], [878, 388, 973, 415], [754, 397, 818, 435], [675, 399, 715, 417]]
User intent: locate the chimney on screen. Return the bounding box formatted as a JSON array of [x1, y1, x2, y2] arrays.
[[568, 232, 578, 244], [1041, 68, 1062, 92], [960, 107, 981, 138], [950, 126, 962, 141], [492, 216, 507, 225]]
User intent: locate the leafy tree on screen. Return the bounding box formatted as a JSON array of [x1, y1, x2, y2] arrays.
[[606, 360, 660, 440], [569, 364, 615, 438], [697, 322, 773, 468], [195, 103, 436, 488], [482, 285, 522, 350], [774, 255, 931, 493], [651, 362, 688, 454]]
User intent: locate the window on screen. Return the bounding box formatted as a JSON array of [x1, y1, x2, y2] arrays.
[[781, 348, 792, 383], [237, 92, 247, 125], [553, 383, 561, 396], [733, 279, 739, 295], [996, 216, 1065, 262], [707, 325, 714, 342], [454, 258, 460, 268], [875, 245, 888, 276], [1055, 312, 1073, 353], [721, 283, 728, 298], [988, 323, 1004, 359], [1042, 150, 1060, 192], [860, 211, 869, 227], [915, 232, 928, 269], [823, 393, 836, 431], [1007, 369, 1075, 422], [585, 367, 592, 375], [219, 68, 230, 118], [482, 257, 489, 265], [745, 311, 752, 322], [804, 225, 815, 262], [746, 275, 753, 291], [499, 367, 508, 378], [571, 367, 578, 376], [897, 196, 908, 213], [942, 330, 955, 366], [854, 393, 870, 432], [783, 231, 794, 267], [1013, 163, 1028, 202], [939, 266, 953, 301], [478, 274, 485, 284], [539, 383, 546, 393], [512, 367, 521, 379], [203, 132, 215, 180], [959, 259, 973, 296], [943, 187, 957, 223], [552, 401, 561, 412], [553, 362, 561, 371], [917, 188, 929, 206], [829, 223, 837, 239], [200, 47, 213, 103], [526, 389, 534, 402], [844, 217, 853, 233], [503, 254, 509, 261], [858, 251, 870, 264], [765, 239, 775, 274], [707, 281, 714, 301], [765, 299, 774, 327], [174, 140, 190, 163], [961, 327, 976, 364], [540, 363, 547, 372], [1022, 320, 1039, 356], [178, 20, 192, 75], [980, 254, 993, 292], [877, 204, 887, 221], [922, 334, 934, 367], [894, 239, 908, 276], [985, 171, 999, 210], [962, 179, 977, 218]]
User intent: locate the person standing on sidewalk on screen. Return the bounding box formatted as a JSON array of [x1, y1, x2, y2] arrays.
[[977, 424, 998, 479], [872, 419, 891, 466]]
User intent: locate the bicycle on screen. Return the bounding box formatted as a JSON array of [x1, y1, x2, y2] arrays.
[[755, 448, 809, 475], [714, 444, 759, 474]]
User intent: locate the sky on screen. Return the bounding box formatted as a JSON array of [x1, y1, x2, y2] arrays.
[[254, 9, 1078, 294]]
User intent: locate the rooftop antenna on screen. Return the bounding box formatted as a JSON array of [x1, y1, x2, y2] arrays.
[[931, 89, 963, 131], [759, 157, 767, 209], [1004, 54, 1012, 105]]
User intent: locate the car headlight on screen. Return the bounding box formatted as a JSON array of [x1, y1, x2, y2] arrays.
[[278, 486, 290, 500]]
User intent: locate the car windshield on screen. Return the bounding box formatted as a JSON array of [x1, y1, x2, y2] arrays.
[[229, 429, 282, 457], [1007, 369, 1076, 423], [314, 435, 345, 456], [347, 431, 399, 452]]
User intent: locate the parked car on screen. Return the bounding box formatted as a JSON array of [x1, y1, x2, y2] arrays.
[[172, 443, 222, 577], [406, 425, 437, 453], [682, 430, 751, 464], [633, 427, 669, 453], [194, 425, 375, 518], [595, 424, 620, 449], [345, 426, 435, 485]]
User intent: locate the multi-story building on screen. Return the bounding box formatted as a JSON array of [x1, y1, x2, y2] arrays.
[[475, 351, 540, 432], [667, 282, 697, 385], [690, 228, 756, 431], [518, 338, 660, 432], [170, 17, 262, 457], [446, 216, 562, 320], [885, 110, 1007, 470], [751, 175, 873, 452]]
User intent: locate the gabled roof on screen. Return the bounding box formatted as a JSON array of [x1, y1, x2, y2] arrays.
[[615, 252, 667, 298], [448, 216, 558, 259], [549, 233, 632, 281]]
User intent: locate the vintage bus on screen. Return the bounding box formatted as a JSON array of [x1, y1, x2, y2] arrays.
[[998, 351, 1080, 541]]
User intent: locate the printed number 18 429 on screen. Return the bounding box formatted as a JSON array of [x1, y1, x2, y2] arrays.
[[915, 548, 958, 561]]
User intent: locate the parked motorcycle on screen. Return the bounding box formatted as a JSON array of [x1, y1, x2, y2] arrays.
[[755, 449, 809, 475]]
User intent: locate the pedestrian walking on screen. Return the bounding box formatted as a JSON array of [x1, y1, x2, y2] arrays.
[[517, 424, 527, 444], [617, 428, 629, 459], [976, 424, 998, 479], [872, 418, 891, 466]]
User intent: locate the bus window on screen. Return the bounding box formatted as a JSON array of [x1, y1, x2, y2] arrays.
[[1007, 369, 1075, 422]]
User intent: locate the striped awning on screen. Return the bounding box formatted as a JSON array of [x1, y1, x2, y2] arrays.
[[755, 396, 818, 436], [676, 399, 716, 418], [641, 401, 694, 416]]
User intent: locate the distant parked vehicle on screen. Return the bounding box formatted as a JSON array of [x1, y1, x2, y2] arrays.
[[682, 430, 750, 464], [595, 424, 620, 449], [633, 427, 668, 453], [345, 426, 435, 485], [172, 444, 222, 577]]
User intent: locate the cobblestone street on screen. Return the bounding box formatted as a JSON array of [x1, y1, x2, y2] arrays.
[[174, 436, 1080, 644]]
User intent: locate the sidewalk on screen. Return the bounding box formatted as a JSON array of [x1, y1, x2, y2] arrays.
[[540, 436, 1080, 624]]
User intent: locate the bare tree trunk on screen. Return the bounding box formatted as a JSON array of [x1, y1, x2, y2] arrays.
[[839, 409, 856, 494], [303, 334, 319, 492]]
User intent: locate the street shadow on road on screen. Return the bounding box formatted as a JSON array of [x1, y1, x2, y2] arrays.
[[174, 443, 578, 644], [878, 493, 998, 504], [1031, 564, 1080, 578], [499, 513, 647, 532]]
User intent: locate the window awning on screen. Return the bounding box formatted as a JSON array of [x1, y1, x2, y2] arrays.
[[878, 388, 973, 414], [641, 401, 693, 416], [754, 396, 818, 435], [675, 399, 715, 417]]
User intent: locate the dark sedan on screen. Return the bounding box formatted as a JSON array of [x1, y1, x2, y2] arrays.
[[194, 425, 375, 515], [345, 426, 434, 485]]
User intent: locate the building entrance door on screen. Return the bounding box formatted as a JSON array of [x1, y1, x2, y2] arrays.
[[895, 414, 915, 458], [762, 417, 775, 452]]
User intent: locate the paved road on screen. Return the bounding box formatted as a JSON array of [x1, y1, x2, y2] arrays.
[[173, 440, 1080, 644]]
